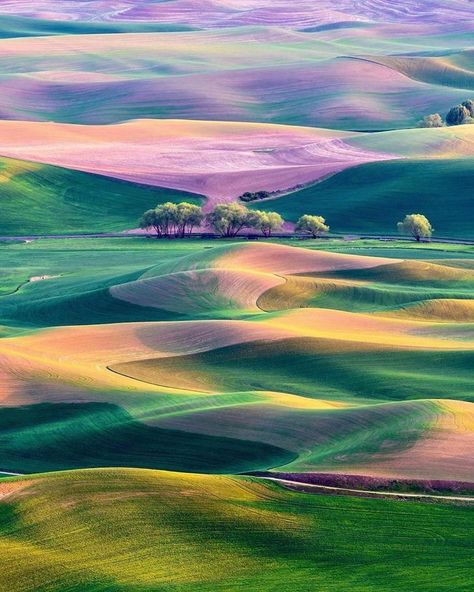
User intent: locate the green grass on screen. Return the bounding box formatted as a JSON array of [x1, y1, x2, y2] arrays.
[[0, 468, 472, 591], [252, 158, 474, 238], [0, 402, 293, 474], [0, 157, 203, 235], [112, 337, 474, 403]]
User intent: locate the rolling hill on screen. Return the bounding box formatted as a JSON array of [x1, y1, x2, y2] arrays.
[[0, 156, 203, 235]]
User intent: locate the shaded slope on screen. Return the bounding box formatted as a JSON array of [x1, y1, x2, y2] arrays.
[[253, 158, 474, 238], [156, 398, 474, 482], [0, 402, 293, 474]]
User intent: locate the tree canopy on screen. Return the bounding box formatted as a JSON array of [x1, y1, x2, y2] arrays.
[[446, 104, 470, 126], [295, 214, 329, 238], [206, 203, 251, 237], [139, 201, 203, 237], [397, 213, 433, 241], [417, 113, 445, 128], [247, 210, 283, 237]]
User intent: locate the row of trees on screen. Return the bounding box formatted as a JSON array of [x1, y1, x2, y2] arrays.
[[139, 202, 433, 242], [418, 98, 474, 128], [139, 202, 330, 238]]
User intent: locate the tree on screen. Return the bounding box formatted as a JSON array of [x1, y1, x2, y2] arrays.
[[397, 213, 433, 242], [139, 209, 162, 237], [417, 113, 445, 128], [139, 201, 203, 238], [247, 210, 284, 237], [239, 190, 271, 203], [295, 214, 329, 238], [206, 203, 251, 237], [175, 202, 204, 237], [446, 104, 470, 126]]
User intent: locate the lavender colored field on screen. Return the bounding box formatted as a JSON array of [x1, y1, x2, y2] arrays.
[[0, 1, 473, 28], [0, 19, 470, 128]]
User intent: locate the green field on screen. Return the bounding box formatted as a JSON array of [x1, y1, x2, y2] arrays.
[[252, 158, 474, 238], [0, 157, 203, 235], [0, 469, 472, 592]]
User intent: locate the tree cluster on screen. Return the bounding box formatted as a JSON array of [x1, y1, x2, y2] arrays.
[[140, 201, 333, 239], [139, 203, 435, 244], [418, 99, 474, 128], [139, 202, 204, 238], [239, 190, 271, 202], [206, 203, 284, 237]]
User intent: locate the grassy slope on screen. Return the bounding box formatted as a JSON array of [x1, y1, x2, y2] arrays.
[[0, 469, 472, 592], [0, 157, 203, 235], [0, 402, 293, 474], [252, 158, 474, 238], [111, 337, 474, 402]]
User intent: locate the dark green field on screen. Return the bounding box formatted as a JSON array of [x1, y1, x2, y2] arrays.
[[252, 158, 474, 238]]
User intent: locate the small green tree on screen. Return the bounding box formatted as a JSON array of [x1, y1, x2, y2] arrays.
[[206, 203, 250, 237], [295, 214, 329, 238], [446, 104, 470, 126], [417, 113, 445, 128], [397, 213, 433, 242], [247, 210, 284, 237]]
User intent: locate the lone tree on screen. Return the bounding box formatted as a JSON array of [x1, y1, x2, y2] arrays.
[[139, 202, 203, 237], [206, 203, 251, 237], [247, 210, 283, 237], [397, 213, 433, 242], [295, 214, 329, 238], [417, 113, 445, 128], [446, 104, 470, 126]]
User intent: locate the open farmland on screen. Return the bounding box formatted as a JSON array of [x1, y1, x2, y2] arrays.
[[0, 1, 473, 590]]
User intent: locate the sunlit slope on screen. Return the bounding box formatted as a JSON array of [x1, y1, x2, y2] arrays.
[[0, 119, 390, 201], [0, 469, 472, 592], [258, 259, 474, 314], [348, 124, 474, 158], [111, 334, 474, 402], [358, 51, 474, 91], [2, 243, 396, 326], [0, 156, 203, 235]]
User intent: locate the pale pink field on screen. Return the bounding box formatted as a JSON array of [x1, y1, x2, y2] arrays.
[[323, 401, 474, 482], [0, 119, 396, 204]]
